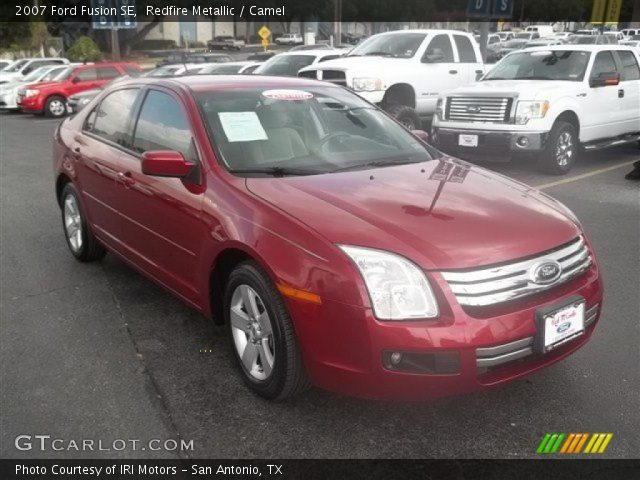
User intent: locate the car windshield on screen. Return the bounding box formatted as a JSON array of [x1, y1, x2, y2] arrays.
[[347, 33, 426, 58], [199, 64, 244, 74], [515, 33, 533, 39], [568, 36, 596, 44], [485, 50, 590, 81], [53, 66, 76, 81], [195, 86, 434, 176], [22, 67, 51, 82], [3, 60, 28, 73], [146, 65, 181, 77], [257, 55, 316, 76]]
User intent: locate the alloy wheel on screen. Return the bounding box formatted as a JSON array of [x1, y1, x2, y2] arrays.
[[49, 99, 65, 117], [63, 194, 82, 252], [555, 131, 574, 167], [230, 284, 275, 381]]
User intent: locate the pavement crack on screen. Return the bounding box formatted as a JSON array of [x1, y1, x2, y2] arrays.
[[6, 282, 98, 301], [100, 265, 192, 460]]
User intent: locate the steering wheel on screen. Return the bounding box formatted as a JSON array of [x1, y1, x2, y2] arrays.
[[315, 132, 352, 153]]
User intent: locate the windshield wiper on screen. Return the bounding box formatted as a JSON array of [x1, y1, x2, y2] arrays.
[[228, 166, 318, 177], [330, 157, 423, 173], [363, 51, 396, 57]]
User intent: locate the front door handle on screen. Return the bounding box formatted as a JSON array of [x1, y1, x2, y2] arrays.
[[449, 70, 458, 74], [618, 89, 625, 98], [117, 172, 135, 188]]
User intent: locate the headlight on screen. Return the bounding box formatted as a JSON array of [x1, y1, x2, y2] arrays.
[[515, 100, 549, 125], [339, 245, 439, 320], [352, 77, 384, 92], [24, 89, 39, 98]]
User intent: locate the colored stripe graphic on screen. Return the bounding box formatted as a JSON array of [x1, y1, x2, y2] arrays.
[[537, 433, 613, 454]]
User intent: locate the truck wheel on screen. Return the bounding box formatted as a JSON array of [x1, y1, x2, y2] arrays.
[[384, 104, 421, 130], [45, 95, 66, 118], [540, 121, 578, 175]]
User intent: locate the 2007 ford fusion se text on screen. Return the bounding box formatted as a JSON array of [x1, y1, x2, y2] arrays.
[[53, 75, 602, 401]]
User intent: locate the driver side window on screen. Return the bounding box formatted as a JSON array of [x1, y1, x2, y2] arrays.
[[591, 51, 617, 79], [422, 34, 454, 63]]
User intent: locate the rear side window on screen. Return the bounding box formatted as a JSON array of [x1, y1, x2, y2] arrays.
[[454, 35, 477, 63], [591, 51, 617, 77], [617, 50, 640, 81], [132, 90, 195, 160], [74, 68, 98, 82], [98, 67, 120, 79], [89, 88, 139, 146], [423, 34, 454, 63]]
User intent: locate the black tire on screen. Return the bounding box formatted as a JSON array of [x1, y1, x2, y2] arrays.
[[45, 95, 67, 118], [224, 261, 310, 401], [540, 121, 579, 175], [384, 103, 421, 130], [60, 183, 106, 262]]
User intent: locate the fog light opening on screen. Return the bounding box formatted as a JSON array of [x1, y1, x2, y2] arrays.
[[516, 136, 530, 148], [390, 352, 403, 365]]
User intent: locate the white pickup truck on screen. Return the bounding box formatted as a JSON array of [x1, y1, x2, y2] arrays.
[[432, 45, 640, 174], [298, 30, 485, 129]]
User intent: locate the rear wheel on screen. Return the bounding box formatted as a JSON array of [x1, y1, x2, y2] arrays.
[[384, 103, 421, 130], [224, 261, 310, 400], [540, 121, 579, 175], [60, 183, 106, 262], [45, 95, 66, 118]]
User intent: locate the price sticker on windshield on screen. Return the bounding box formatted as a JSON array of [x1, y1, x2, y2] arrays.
[[262, 90, 314, 101]]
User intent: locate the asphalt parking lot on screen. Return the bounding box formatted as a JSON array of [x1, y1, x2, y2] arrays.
[[0, 113, 638, 459]]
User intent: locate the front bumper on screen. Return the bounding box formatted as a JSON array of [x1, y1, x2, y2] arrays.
[[17, 95, 44, 113], [287, 263, 602, 400], [433, 127, 548, 157], [0, 91, 18, 110]]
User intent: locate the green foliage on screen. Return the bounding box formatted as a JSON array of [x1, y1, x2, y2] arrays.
[[66, 36, 103, 62]]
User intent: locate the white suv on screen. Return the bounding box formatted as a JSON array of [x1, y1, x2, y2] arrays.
[[274, 33, 303, 45], [298, 30, 485, 130], [432, 45, 640, 173], [0, 58, 69, 84]]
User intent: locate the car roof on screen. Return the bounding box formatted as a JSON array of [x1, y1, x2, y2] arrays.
[[271, 50, 342, 57], [123, 74, 334, 93], [373, 29, 471, 36], [522, 44, 636, 52]]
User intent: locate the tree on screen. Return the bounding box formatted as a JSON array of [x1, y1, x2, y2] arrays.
[[66, 36, 103, 63]]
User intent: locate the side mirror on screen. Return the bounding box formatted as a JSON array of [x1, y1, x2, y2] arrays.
[[72, 76, 81, 84], [422, 52, 445, 63], [141, 151, 195, 178], [589, 72, 620, 87], [412, 129, 430, 143]]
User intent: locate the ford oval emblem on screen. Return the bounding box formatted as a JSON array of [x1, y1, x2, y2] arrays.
[[530, 260, 562, 285], [467, 106, 481, 113], [556, 322, 571, 334]]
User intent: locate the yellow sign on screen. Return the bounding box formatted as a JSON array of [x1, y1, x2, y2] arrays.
[[261, 38, 269, 47], [591, 0, 623, 25], [258, 25, 271, 40], [590, 0, 607, 23]]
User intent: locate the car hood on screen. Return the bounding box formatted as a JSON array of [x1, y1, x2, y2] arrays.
[[299, 56, 412, 74], [246, 158, 581, 270], [450, 80, 581, 100]]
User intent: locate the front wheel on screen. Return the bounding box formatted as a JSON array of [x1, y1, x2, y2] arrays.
[[384, 103, 421, 130], [224, 261, 310, 401], [60, 183, 106, 262], [45, 95, 67, 118], [540, 121, 579, 175]]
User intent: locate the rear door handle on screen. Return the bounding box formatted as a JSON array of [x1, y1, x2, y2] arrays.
[[449, 70, 458, 74], [618, 89, 625, 98], [117, 172, 135, 188]]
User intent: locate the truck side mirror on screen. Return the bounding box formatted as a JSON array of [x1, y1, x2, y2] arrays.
[[589, 72, 620, 87]]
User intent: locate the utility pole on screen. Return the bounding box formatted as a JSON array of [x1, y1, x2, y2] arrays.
[[111, 27, 120, 60]]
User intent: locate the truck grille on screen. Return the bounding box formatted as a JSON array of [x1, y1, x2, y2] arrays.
[[446, 96, 512, 123], [441, 236, 592, 307], [298, 69, 347, 86]]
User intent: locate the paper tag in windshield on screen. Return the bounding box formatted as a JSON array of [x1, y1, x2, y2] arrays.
[[262, 89, 313, 101], [218, 111, 268, 142]]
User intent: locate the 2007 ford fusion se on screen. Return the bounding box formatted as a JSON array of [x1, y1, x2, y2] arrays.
[[53, 75, 602, 400]]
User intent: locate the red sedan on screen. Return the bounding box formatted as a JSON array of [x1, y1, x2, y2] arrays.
[[53, 75, 603, 400]]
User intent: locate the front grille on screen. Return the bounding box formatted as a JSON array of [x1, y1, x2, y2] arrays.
[[298, 69, 347, 86], [441, 236, 592, 307], [446, 96, 512, 123]]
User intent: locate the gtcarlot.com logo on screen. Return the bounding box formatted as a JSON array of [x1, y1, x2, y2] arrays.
[[536, 432, 613, 454]]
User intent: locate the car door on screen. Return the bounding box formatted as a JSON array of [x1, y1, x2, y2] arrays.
[[68, 67, 100, 95], [613, 50, 640, 134], [582, 50, 624, 141], [116, 87, 207, 303], [417, 33, 459, 114], [452, 34, 485, 84], [74, 88, 140, 247]]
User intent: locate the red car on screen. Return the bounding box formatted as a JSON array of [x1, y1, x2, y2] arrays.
[[18, 62, 141, 118], [53, 76, 603, 401]]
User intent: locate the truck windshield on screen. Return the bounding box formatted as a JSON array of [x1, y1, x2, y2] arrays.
[[484, 50, 591, 81], [347, 33, 426, 58], [195, 86, 434, 176]]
